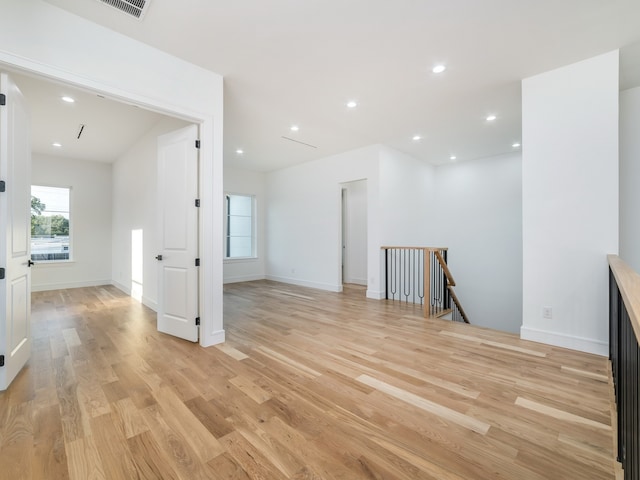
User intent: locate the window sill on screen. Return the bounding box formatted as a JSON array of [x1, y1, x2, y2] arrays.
[[32, 260, 75, 267], [224, 257, 259, 264]]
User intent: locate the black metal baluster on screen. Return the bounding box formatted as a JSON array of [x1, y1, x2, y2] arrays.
[[417, 249, 424, 306], [390, 249, 397, 301], [403, 249, 411, 303], [385, 248, 389, 300], [429, 251, 436, 312]]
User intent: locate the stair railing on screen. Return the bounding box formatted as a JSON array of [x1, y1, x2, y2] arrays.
[[382, 246, 469, 323], [608, 255, 640, 479]]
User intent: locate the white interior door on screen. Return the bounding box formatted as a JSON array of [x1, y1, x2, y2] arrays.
[[156, 125, 199, 342], [0, 73, 32, 390]]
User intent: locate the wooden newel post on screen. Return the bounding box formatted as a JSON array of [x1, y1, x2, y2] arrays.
[[423, 248, 430, 318]]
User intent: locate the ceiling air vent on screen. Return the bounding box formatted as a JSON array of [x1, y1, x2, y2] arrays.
[[97, 0, 151, 20]]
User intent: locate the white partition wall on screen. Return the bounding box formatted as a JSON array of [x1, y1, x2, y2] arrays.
[[0, 0, 224, 347], [521, 51, 619, 355], [620, 86, 640, 274]]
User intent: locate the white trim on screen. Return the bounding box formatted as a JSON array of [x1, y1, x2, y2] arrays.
[[111, 280, 130, 295], [266, 275, 343, 293], [223, 274, 266, 284], [111, 281, 158, 311], [141, 296, 158, 312], [208, 329, 226, 345], [31, 279, 111, 292], [366, 289, 386, 300], [223, 257, 259, 264], [520, 326, 608, 356]]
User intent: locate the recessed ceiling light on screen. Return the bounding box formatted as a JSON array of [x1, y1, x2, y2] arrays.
[[290, 125, 299, 132], [61, 96, 75, 103], [512, 142, 521, 148], [486, 115, 497, 122], [449, 155, 457, 161], [236, 149, 244, 155], [432, 65, 446, 74], [52, 142, 62, 147], [346, 100, 358, 108], [412, 135, 422, 141]]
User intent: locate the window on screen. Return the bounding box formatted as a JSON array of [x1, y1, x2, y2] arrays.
[[225, 194, 255, 258], [31, 185, 71, 262]]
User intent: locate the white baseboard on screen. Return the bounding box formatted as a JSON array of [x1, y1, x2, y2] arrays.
[[366, 289, 386, 300], [344, 277, 367, 286], [111, 281, 158, 311], [111, 280, 130, 295], [141, 296, 158, 312], [265, 275, 343, 293], [223, 274, 266, 284], [32, 279, 112, 292], [520, 326, 608, 357], [201, 329, 225, 347]]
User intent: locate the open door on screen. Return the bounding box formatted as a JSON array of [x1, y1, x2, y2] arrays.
[[156, 125, 199, 342], [0, 73, 32, 390]]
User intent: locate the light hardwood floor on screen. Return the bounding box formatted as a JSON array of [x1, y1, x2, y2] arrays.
[[0, 281, 617, 479]]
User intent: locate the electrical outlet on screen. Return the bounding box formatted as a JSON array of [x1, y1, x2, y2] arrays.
[[542, 307, 552, 319]]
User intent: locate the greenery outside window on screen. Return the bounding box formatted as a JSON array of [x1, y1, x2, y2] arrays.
[[225, 194, 255, 259], [31, 185, 71, 262]]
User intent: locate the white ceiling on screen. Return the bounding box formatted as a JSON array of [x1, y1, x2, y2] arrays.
[[23, 0, 640, 170], [14, 72, 167, 162]]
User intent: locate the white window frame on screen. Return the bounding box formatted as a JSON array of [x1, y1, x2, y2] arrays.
[[224, 193, 257, 260], [30, 184, 73, 263]]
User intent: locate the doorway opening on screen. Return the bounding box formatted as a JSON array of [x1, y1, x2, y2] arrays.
[[340, 179, 367, 295]]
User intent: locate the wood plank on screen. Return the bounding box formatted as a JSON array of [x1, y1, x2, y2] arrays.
[[153, 385, 226, 463], [229, 375, 272, 404], [356, 374, 491, 435], [90, 412, 139, 479], [110, 397, 150, 439], [140, 404, 215, 480], [127, 430, 182, 480], [32, 403, 69, 480], [215, 343, 250, 361], [219, 431, 289, 480], [0, 402, 34, 480], [184, 395, 235, 438], [515, 396, 612, 431], [65, 435, 107, 480]]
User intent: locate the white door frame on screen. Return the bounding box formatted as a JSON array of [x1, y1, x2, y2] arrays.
[[0, 61, 224, 348]]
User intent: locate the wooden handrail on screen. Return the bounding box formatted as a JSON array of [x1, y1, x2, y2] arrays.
[[434, 251, 456, 287], [447, 286, 469, 323], [380, 246, 448, 251], [608, 255, 640, 477], [608, 255, 640, 341]]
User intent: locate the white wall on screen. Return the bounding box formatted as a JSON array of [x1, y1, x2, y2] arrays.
[[0, 0, 224, 346], [521, 51, 619, 355], [31, 154, 112, 291], [620, 86, 640, 274], [342, 179, 367, 286], [379, 147, 436, 246], [265, 145, 439, 299], [266, 145, 382, 296], [111, 117, 188, 309], [223, 167, 267, 283], [434, 153, 522, 333]]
